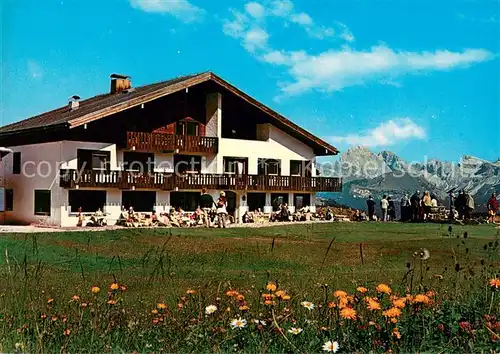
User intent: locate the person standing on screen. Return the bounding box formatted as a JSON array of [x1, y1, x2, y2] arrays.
[[199, 188, 216, 227], [410, 191, 420, 222], [422, 191, 432, 221], [465, 192, 474, 220], [487, 192, 499, 224], [448, 191, 456, 220], [400, 194, 410, 221], [366, 195, 376, 221], [387, 196, 396, 221], [456, 190, 467, 220], [216, 191, 228, 228], [380, 195, 389, 222]]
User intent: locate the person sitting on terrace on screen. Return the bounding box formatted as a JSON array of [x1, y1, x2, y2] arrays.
[[279, 203, 290, 221], [151, 210, 158, 225]]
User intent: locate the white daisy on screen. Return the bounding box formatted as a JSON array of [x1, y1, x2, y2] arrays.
[[205, 305, 217, 315], [230, 317, 247, 329], [301, 301, 315, 311], [288, 327, 303, 335], [253, 319, 266, 326], [322, 340, 340, 352]]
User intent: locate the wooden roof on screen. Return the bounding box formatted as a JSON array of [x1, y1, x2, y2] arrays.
[[0, 72, 339, 155]]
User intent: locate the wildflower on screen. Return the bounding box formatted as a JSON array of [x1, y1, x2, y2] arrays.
[[264, 300, 275, 306], [230, 317, 247, 329], [365, 298, 381, 311], [81, 302, 88, 308], [253, 319, 266, 326], [71, 295, 80, 301], [437, 323, 445, 332], [413, 294, 430, 305], [281, 294, 291, 301], [177, 303, 184, 309], [120, 285, 127, 292], [262, 293, 275, 300], [340, 307, 357, 320], [322, 340, 340, 353], [356, 286, 368, 293], [14, 343, 25, 351], [334, 290, 347, 298], [64, 328, 71, 336], [186, 289, 196, 295], [390, 318, 398, 324], [52, 315, 58, 322], [225, 307, 231, 312], [376, 284, 391, 295], [288, 327, 303, 335], [226, 290, 239, 297], [392, 328, 401, 339], [275, 290, 286, 297], [91, 286, 100, 294], [328, 302, 336, 309], [205, 305, 217, 315], [239, 305, 249, 311], [236, 294, 245, 301], [338, 296, 349, 309], [47, 298, 54, 304], [107, 299, 117, 305], [382, 307, 402, 318], [425, 291, 436, 297], [266, 282, 277, 291], [489, 278, 500, 289], [391, 297, 406, 309], [420, 248, 430, 260], [40, 313, 47, 319], [157, 303, 167, 310], [151, 309, 158, 315], [301, 301, 315, 311], [110, 283, 119, 290]]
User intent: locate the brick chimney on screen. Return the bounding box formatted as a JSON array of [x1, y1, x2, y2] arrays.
[[110, 74, 131, 94]]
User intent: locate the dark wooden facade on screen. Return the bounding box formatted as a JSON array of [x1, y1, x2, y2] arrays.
[[126, 132, 218, 153], [59, 169, 342, 193]]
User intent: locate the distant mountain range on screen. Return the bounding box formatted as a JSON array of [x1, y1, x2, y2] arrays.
[[319, 146, 500, 211]]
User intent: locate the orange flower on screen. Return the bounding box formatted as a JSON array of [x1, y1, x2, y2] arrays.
[[71, 295, 80, 301], [151, 309, 158, 314], [425, 291, 436, 297], [489, 278, 500, 289], [262, 293, 275, 301], [239, 305, 249, 311], [281, 294, 291, 301], [110, 283, 119, 290], [390, 318, 398, 324], [107, 299, 117, 305], [328, 302, 336, 309], [275, 290, 286, 297], [236, 294, 245, 301], [52, 315, 58, 322], [365, 297, 381, 311], [63, 328, 71, 336], [264, 300, 275, 306], [226, 290, 239, 297], [120, 285, 127, 292], [376, 284, 391, 295], [340, 307, 357, 320], [177, 303, 184, 309], [392, 328, 401, 339], [413, 294, 431, 305], [338, 296, 349, 309], [91, 286, 100, 294], [186, 289, 197, 295], [40, 313, 47, 319], [157, 303, 167, 310], [266, 282, 277, 291], [382, 307, 402, 318], [334, 290, 348, 298], [356, 287, 368, 293], [391, 297, 406, 309], [47, 298, 54, 304]]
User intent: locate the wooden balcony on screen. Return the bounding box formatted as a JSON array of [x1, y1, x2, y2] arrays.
[[60, 170, 342, 193], [126, 132, 218, 154]]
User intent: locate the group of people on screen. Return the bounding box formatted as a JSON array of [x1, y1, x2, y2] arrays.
[[366, 195, 397, 222], [448, 190, 476, 220], [366, 191, 440, 222]]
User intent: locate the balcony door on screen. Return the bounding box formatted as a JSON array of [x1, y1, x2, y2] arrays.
[[224, 157, 248, 175], [176, 119, 199, 136], [174, 155, 201, 174]]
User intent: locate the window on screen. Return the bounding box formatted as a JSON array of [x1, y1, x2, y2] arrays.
[[174, 155, 201, 174], [290, 160, 312, 177], [123, 152, 154, 173], [77, 149, 110, 171], [34, 190, 51, 216], [258, 158, 281, 176], [247, 192, 266, 212], [5, 189, 13, 211], [69, 190, 106, 213], [176, 120, 199, 136], [13, 152, 21, 175], [170, 192, 200, 211], [224, 157, 247, 174], [271, 193, 288, 211], [122, 191, 156, 212], [294, 194, 311, 210]]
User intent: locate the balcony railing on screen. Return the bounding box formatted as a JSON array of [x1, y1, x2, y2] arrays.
[[127, 132, 218, 153], [60, 170, 342, 193]]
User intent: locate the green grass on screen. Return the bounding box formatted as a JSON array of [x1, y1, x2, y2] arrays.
[[0, 222, 499, 353]]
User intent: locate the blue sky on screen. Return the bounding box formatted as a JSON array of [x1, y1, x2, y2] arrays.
[[1, 0, 499, 162]]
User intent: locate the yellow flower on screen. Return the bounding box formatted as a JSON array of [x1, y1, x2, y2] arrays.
[[110, 283, 119, 290], [413, 294, 431, 305], [489, 278, 500, 289], [91, 286, 101, 294], [376, 284, 391, 295], [334, 290, 347, 298], [382, 307, 402, 318], [186, 289, 197, 295], [157, 303, 167, 310], [340, 307, 357, 320], [266, 282, 277, 292], [356, 287, 368, 293]]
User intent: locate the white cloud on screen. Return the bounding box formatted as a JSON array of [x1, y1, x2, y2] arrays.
[[129, 0, 204, 22], [329, 118, 426, 147], [270, 0, 294, 17], [27, 60, 43, 79], [245, 2, 266, 20], [291, 12, 313, 26], [244, 27, 269, 52], [262, 45, 493, 95]]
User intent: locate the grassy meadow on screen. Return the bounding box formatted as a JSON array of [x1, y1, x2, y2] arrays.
[[0, 222, 499, 353]]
